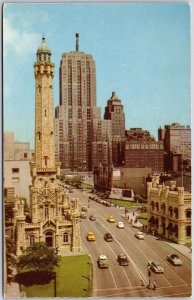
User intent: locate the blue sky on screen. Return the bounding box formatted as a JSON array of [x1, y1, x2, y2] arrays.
[[3, 3, 190, 148]]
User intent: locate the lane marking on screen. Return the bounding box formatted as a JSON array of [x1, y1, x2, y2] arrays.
[[89, 219, 132, 287], [81, 222, 117, 290], [97, 215, 187, 287], [95, 217, 148, 286], [78, 194, 189, 289]]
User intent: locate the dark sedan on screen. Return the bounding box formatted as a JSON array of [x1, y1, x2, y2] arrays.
[[104, 233, 113, 242]]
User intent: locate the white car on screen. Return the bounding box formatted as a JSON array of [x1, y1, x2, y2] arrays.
[[166, 254, 182, 266], [135, 231, 144, 240], [117, 221, 124, 229], [148, 260, 164, 273]]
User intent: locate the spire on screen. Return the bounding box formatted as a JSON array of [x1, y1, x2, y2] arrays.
[[76, 33, 79, 51]]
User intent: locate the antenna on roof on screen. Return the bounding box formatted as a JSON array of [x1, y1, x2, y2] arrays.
[[76, 33, 79, 51]]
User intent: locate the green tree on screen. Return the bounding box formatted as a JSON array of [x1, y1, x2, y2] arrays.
[[72, 176, 83, 188], [6, 237, 16, 282], [5, 203, 14, 225], [65, 176, 83, 188], [16, 242, 61, 272]]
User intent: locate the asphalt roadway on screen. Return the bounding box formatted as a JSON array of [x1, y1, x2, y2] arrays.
[[69, 188, 192, 298]]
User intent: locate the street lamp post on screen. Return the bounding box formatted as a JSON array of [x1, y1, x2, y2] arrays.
[[53, 271, 57, 297]]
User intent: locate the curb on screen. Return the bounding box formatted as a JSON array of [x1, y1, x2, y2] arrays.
[[165, 242, 192, 261]]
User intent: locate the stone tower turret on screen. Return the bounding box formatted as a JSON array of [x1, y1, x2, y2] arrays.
[[34, 36, 55, 168]]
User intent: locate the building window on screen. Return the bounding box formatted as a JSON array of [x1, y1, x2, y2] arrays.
[[30, 235, 35, 245], [45, 205, 49, 218], [12, 177, 20, 183], [12, 168, 19, 173], [186, 226, 191, 237], [63, 232, 69, 243], [169, 206, 173, 217], [185, 209, 191, 218], [24, 153, 28, 158]]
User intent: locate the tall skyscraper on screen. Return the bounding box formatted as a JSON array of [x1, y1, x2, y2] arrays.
[[55, 33, 101, 171], [104, 92, 125, 166], [13, 37, 81, 256], [92, 119, 112, 168], [158, 123, 191, 171]]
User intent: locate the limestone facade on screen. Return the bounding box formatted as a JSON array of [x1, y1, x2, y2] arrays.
[[147, 181, 191, 244], [14, 37, 81, 256]]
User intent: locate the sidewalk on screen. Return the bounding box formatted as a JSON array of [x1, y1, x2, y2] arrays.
[[122, 210, 143, 228], [165, 241, 192, 261], [122, 210, 192, 261]]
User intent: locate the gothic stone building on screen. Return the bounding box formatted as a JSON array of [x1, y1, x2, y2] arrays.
[[13, 37, 81, 256], [147, 181, 191, 245]]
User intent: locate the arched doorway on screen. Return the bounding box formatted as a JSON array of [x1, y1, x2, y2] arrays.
[[45, 231, 54, 247]]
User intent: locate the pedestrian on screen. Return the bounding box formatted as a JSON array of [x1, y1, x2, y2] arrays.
[[148, 269, 151, 277], [153, 280, 157, 290], [133, 212, 135, 216]]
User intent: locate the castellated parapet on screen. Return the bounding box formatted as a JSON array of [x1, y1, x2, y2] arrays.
[[147, 181, 191, 245]]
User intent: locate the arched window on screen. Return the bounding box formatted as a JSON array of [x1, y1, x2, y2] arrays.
[[185, 209, 191, 218], [169, 206, 173, 217], [174, 207, 178, 218], [37, 131, 41, 141], [186, 226, 191, 237]]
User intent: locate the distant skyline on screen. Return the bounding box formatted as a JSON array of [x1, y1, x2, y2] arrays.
[[3, 3, 190, 148]]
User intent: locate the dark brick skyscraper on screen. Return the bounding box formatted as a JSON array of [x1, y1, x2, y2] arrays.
[[55, 34, 101, 171], [104, 92, 125, 166]]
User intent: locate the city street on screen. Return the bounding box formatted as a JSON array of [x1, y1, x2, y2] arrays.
[[71, 188, 191, 298]]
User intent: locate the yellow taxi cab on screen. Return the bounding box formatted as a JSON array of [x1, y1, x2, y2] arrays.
[[107, 216, 116, 223], [87, 232, 96, 241]]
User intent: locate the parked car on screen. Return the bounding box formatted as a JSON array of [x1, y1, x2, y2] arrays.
[[104, 233, 113, 242], [166, 254, 182, 266], [89, 215, 96, 221], [134, 231, 144, 240], [81, 206, 87, 212], [117, 254, 129, 266], [107, 216, 115, 223], [87, 232, 96, 241], [148, 260, 164, 273], [117, 221, 124, 229], [81, 212, 87, 219], [97, 255, 109, 268]]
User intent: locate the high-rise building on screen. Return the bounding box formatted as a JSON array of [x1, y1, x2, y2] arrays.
[[158, 123, 191, 171], [13, 37, 81, 256], [55, 33, 101, 171], [104, 92, 125, 166], [92, 119, 112, 168], [123, 128, 164, 173]]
